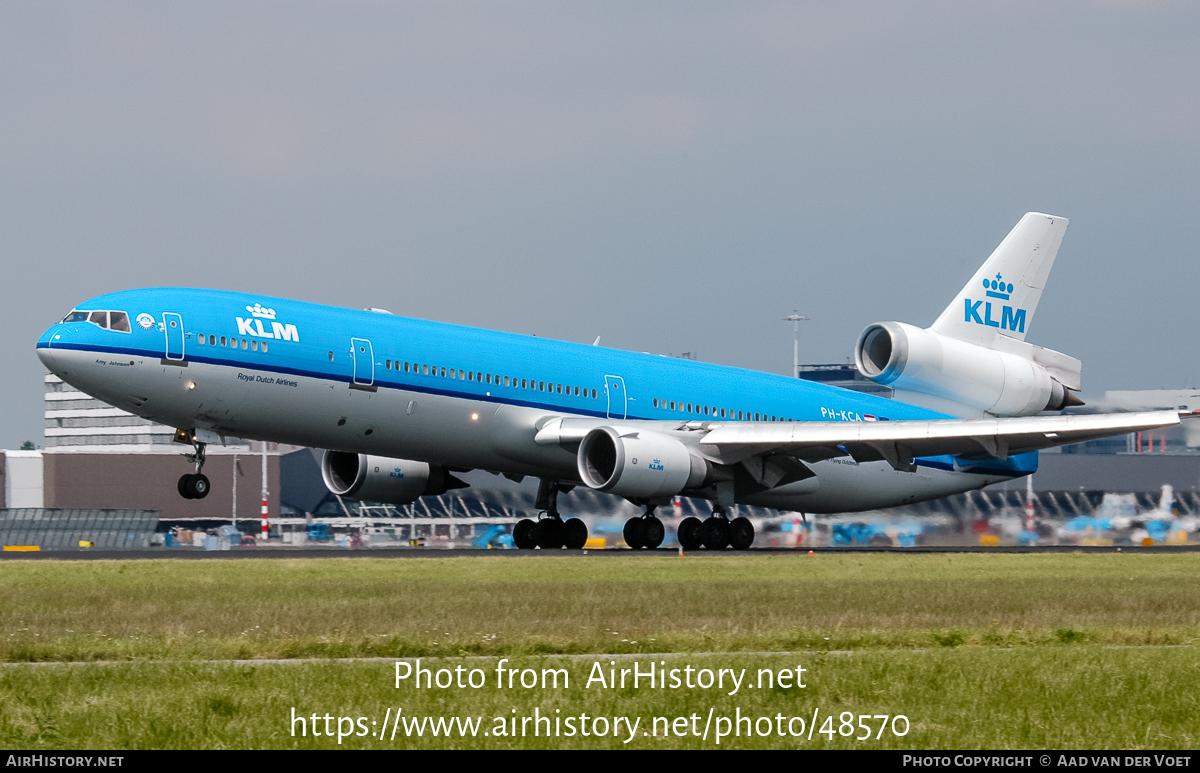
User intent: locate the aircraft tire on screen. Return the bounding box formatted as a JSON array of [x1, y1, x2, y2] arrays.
[[701, 516, 730, 550], [677, 517, 703, 551], [729, 517, 755, 550], [513, 518, 537, 549], [563, 518, 589, 550], [642, 517, 665, 549], [623, 518, 646, 549], [188, 473, 211, 500], [535, 518, 565, 550], [177, 474, 195, 500]]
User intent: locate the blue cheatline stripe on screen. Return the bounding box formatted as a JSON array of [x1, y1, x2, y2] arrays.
[[914, 458, 1028, 479], [42, 341, 616, 419]]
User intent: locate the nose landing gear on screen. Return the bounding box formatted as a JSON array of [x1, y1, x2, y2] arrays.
[[176, 431, 210, 500]]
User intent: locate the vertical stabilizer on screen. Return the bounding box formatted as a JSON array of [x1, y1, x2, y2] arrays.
[[931, 212, 1067, 346]]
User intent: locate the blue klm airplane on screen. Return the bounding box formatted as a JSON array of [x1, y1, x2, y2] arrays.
[[36, 213, 1181, 550]]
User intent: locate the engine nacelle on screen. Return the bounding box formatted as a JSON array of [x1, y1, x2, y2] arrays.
[[855, 321, 1076, 416], [577, 427, 708, 499], [320, 451, 464, 505]]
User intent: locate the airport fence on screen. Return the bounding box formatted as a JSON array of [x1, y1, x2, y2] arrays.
[[0, 508, 159, 551]]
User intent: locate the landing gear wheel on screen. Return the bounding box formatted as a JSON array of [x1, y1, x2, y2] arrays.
[[677, 517, 703, 551], [729, 516, 755, 550], [623, 518, 646, 549], [642, 517, 665, 549], [534, 518, 565, 550], [563, 518, 589, 550], [513, 518, 537, 549], [187, 473, 211, 500], [701, 516, 730, 550], [177, 474, 195, 500]]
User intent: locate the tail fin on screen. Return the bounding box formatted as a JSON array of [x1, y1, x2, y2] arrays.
[[931, 212, 1068, 346]]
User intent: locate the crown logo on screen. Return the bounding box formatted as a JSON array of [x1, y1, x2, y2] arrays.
[[983, 273, 1013, 300], [246, 303, 277, 319]]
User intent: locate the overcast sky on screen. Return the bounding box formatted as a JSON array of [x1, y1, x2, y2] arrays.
[[2, 1, 1198, 448]]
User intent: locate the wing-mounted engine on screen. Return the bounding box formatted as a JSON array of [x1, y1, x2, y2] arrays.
[[855, 321, 1082, 417], [577, 426, 710, 500], [320, 451, 466, 505]]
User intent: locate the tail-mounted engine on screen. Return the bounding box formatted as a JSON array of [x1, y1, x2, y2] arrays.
[[320, 451, 466, 505], [855, 321, 1082, 416]]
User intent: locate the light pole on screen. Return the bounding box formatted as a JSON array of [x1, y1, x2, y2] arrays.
[[783, 312, 809, 377]]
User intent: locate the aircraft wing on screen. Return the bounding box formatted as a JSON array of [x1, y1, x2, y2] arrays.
[[696, 410, 1184, 469]]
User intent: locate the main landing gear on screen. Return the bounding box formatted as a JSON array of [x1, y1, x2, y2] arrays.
[[676, 506, 756, 551], [513, 480, 589, 550], [623, 506, 665, 550], [177, 432, 210, 500]]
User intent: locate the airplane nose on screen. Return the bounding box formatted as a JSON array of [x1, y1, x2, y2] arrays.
[[36, 327, 59, 369]]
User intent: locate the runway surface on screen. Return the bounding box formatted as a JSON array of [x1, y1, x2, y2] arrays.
[[4, 544, 1200, 560]]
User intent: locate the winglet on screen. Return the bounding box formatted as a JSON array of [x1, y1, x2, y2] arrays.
[[931, 213, 1068, 346]]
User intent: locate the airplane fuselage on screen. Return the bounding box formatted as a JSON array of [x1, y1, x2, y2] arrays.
[[36, 287, 1034, 513]]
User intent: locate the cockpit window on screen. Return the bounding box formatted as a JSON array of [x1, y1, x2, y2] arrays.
[[62, 309, 132, 333]]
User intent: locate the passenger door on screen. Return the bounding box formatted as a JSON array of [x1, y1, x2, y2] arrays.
[[162, 312, 185, 361], [605, 375, 627, 419], [351, 337, 375, 389]]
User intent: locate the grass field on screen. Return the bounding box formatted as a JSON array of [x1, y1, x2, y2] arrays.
[[1, 552, 1198, 748]]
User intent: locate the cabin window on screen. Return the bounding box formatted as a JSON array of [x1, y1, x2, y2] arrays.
[[590, 389, 596, 399], [241, 339, 248, 350], [251, 340, 259, 351], [197, 334, 206, 345], [539, 381, 545, 391], [720, 408, 726, 418], [221, 336, 227, 346], [262, 342, 268, 353], [450, 369, 456, 379], [555, 384, 561, 394], [385, 360, 391, 369], [208, 335, 214, 345], [439, 367, 446, 377], [467, 371, 473, 381], [653, 398, 659, 408], [109, 312, 131, 332], [485, 374, 491, 383], [458, 370, 464, 379], [669, 401, 675, 410]]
